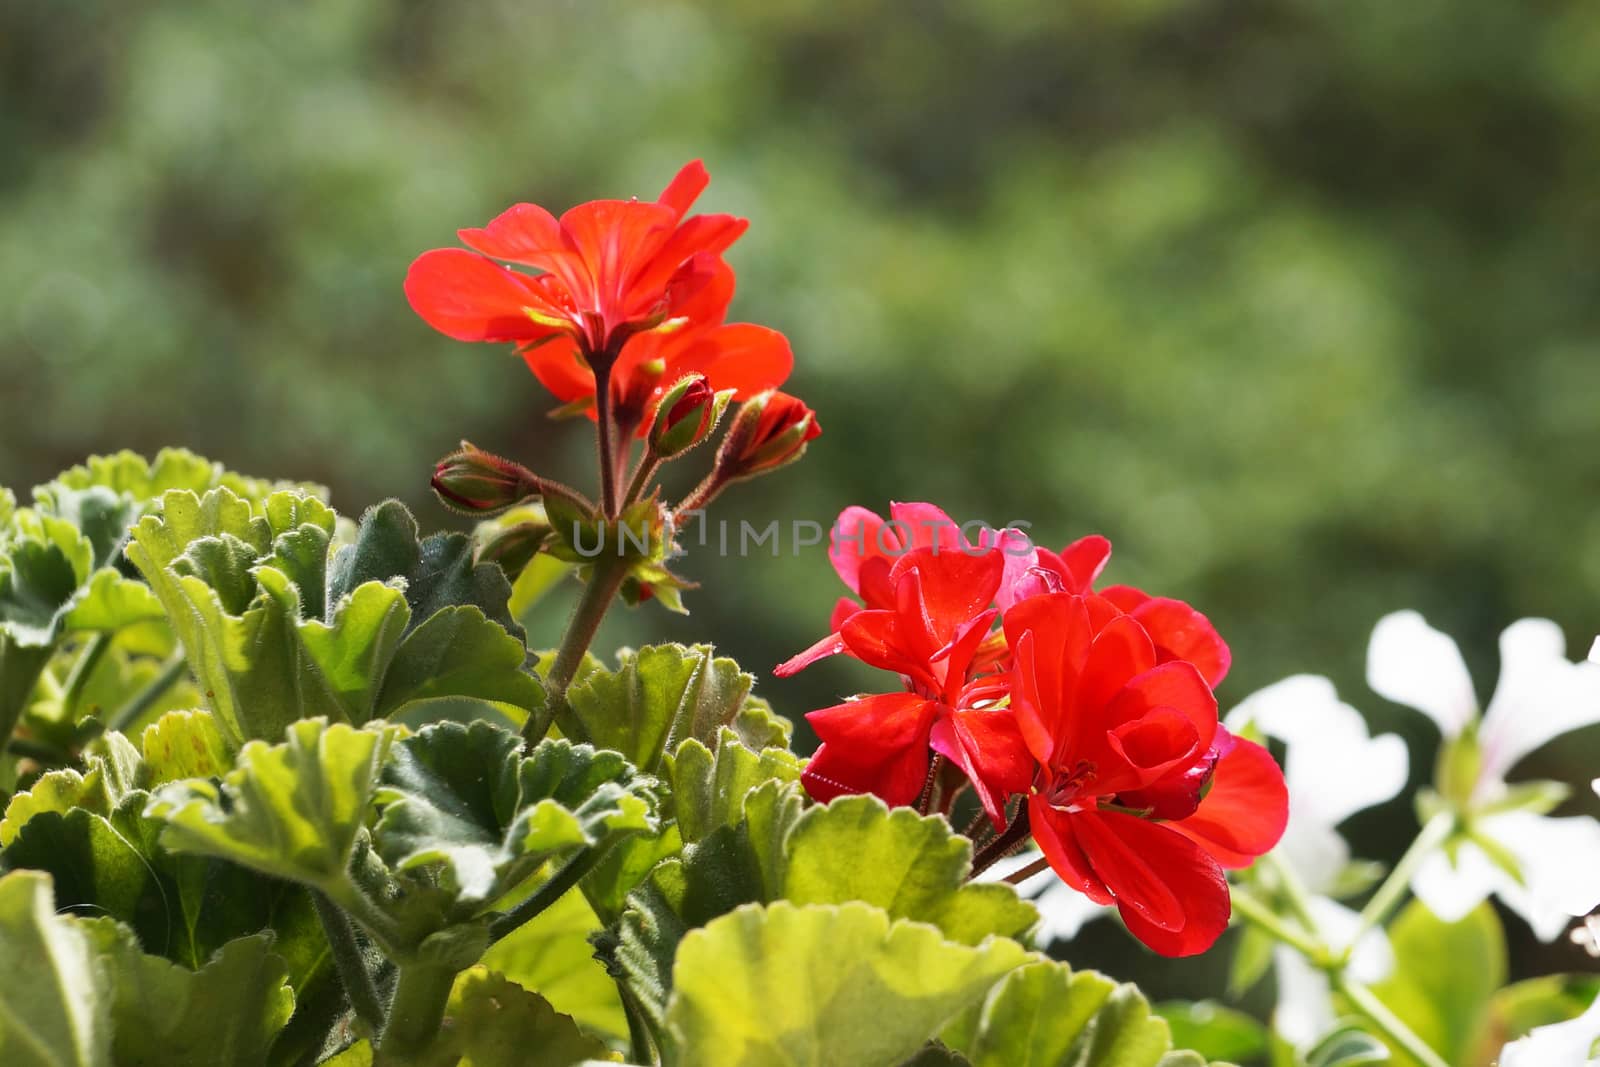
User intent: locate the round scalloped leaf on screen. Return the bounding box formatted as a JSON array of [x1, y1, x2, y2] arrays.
[[0, 870, 112, 1067], [664, 901, 1035, 1067]]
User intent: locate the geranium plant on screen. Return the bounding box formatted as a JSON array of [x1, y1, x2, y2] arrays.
[[1, 160, 1597, 1067]]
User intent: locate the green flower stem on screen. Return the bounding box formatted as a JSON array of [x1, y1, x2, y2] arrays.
[[623, 453, 661, 508], [1334, 971, 1452, 1067], [618, 980, 659, 1065], [104, 653, 188, 734], [676, 471, 725, 515], [527, 554, 630, 746], [376, 962, 457, 1064], [5, 736, 74, 766], [1352, 810, 1454, 946], [325, 882, 409, 962], [1230, 887, 1326, 961], [312, 891, 386, 1036], [60, 632, 111, 721], [488, 845, 606, 944], [1262, 851, 1322, 934]]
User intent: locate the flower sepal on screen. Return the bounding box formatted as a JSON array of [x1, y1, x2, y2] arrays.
[[648, 375, 731, 459], [431, 441, 541, 516]]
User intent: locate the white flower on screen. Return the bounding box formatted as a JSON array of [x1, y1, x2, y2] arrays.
[[1367, 611, 1600, 941], [1498, 990, 1600, 1066], [1226, 675, 1408, 1050]]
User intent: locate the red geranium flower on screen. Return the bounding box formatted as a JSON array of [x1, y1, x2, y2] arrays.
[[802, 545, 1034, 826], [404, 160, 792, 432], [1003, 591, 1286, 957], [775, 503, 1030, 676]]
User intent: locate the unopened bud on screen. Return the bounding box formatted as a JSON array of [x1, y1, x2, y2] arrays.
[[715, 390, 820, 480], [649, 375, 728, 458], [431, 442, 540, 515], [475, 519, 552, 580]]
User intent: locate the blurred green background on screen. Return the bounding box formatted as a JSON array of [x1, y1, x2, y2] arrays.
[[4, 0, 1599, 998]]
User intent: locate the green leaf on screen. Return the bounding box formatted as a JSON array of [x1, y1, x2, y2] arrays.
[[1228, 924, 1276, 998], [900, 1045, 974, 1066], [0, 734, 145, 847], [372, 722, 658, 915], [58, 569, 164, 634], [781, 797, 1037, 947], [481, 885, 628, 1039], [140, 710, 232, 785], [665, 901, 1033, 1067], [375, 605, 545, 722], [420, 966, 610, 1066], [145, 719, 392, 890], [328, 500, 523, 641], [1486, 974, 1600, 1045], [78, 920, 293, 1067], [1370, 901, 1505, 1067], [566, 643, 791, 773], [668, 727, 804, 845], [0, 520, 91, 647], [1305, 1024, 1389, 1067], [0, 870, 111, 1067], [39, 448, 316, 513], [1157, 1001, 1268, 1063]]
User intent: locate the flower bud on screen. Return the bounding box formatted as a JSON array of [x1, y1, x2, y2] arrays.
[[475, 519, 552, 580], [431, 442, 540, 516], [648, 375, 728, 458], [715, 390, 820, 481]]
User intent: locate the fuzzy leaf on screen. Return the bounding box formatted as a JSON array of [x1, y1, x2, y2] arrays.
[[780, 797, 1037, 947], [372, 722, 658, 913], [0, 734, 146, 847], [566, 643, 790, 773], [145, 719, 392, 890], [420, 966, 610, 1067], [664, 901, 1034, 1067], [481, 886, 628, 1039], [668, 727, 804, 845], [140, 710, 232, 786], [78, 920, 293, 1067], [0, 870, 112, 1067], [1157, 1001, 1269, 1064]]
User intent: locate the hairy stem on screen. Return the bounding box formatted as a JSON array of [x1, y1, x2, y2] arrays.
[[618, 981, 658, 1065], [594, 360, 620, 517], [61, 633, 111, 721], [376, 962, 456, 1065], [970, 806, 1031, 878], [312, 891, 386, 1036], [1353, 810, 1454, 945], [1335, 972, 1452, 1067], [488, 845, 608, 944], [915, 754, 947, 816], [623, 454, 661, 508], [526, 554, 630, 746], [676, 472, 725, 515], [1003, 856, 1051, 885], [104, 654, 188, 734]]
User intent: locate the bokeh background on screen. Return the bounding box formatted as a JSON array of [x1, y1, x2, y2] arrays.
[[5, 0, 1599, 1006]]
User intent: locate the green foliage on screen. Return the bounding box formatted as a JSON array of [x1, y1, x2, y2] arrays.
[[145, 719, 394, 890], [0, 870, 296, 1067], [480, 887, 628, 1039], [421, 966, 610, 1067], [1305, 1026, 1390, 1067], [372, 722, 659, 914], [662, 901, 1034, 1067], [1157, 1002, 1269, 1064], [1371, 901, 1507, 1067], [126, 489, 542, 745], [565, 642, 791, 773], [667, 726, 803, 845]]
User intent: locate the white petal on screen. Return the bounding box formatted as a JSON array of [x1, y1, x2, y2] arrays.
[[1366, 611, 1478, 739], [1479, 619, 1600, 782], [1499, 989, 1600, 1067], [1478, 812, 1600, 941], [1411, 841, 1497, 923], [1305, 896, 1396, 982], [1273, 945, 1336, 1051], [1279, 820, 1352, 898], [1593, 777, 1600, 800], [1228, 675, 1410, 858], [1591, 636, 1600, 664]]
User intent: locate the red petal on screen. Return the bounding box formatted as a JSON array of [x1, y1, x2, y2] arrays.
[[1003, 594, 1094, 764], [829, 596, 864, 631], [888, 502, 964, 553], [457, 202, 563, 264], [557, 199, 677, 321], [891, 547, 1004, 644], [1076, 614, 1157, 718], [1099, 708, 1203, 793], [404, 250, 565, 343], [830, 507, 892, 595], [1107, 660, 1219, 754], [1028, 797, 1112, 904], [931, 707, 1034, 828], [633, 215, 749, 301], [656, 160, 710, 218], [803, 693, 938, 807], [1074, 809, 1231, 957], [667, 323, 793, 397], [521, 337, 596, 407], [774, 631, 847, 677], [1172, 732, 1288, 868], [1104, 587, 1231, 688]]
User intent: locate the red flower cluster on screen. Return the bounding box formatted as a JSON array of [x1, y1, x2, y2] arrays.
[[405, 161, 793, 434], [778, 503, 1288, 956]]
